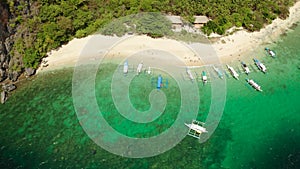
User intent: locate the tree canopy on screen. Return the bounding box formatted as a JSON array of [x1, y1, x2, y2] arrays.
[[7, 0, 296, 69]]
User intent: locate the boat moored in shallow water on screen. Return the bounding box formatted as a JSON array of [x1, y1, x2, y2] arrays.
[[157, 75, 163, 89], [147, 66, 151, 75], [265, 48, 276, 58], [202, 71, 208, 84], [254, 58, 267, 73], [185, 120, 207, 139], [186, 68, 194, 82], [136, 61, 143, 75], [241, 61, 250, 75], [213, 66, 223, 79], [123, 60, 128, 75], [246, 79, 262, 92], [227, 65, 239, 80]]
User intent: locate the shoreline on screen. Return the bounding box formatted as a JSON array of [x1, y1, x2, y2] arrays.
[[37, 1, 300, 73], [213, 0, 300, 63]]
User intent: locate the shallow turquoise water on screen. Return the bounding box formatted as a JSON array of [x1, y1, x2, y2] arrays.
[[0, 24, 299, 168], [221, 24, 300, 169]]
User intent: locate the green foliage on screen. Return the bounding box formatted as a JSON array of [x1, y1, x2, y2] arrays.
[[200, 0, 295, 34], [100, 13, 173, 38], [101, 19, 128, 37], [23, 48, 42, 68], [135, 13, 173, 38], [6, 0, 297, 69]]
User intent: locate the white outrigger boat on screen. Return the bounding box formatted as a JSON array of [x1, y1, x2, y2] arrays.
[[241, 62, 250, 75], [136, 61, 143, 75], [265, 48, 276, 58], [213, 66, 223, 79], [147, 66, 151, 75], [185, 120, 207, 139], [246, 79, 262, 92], [186, 68, 195, 82], [254, 58, 267, 73], [227, 65, 239, 80], [202, 71, 208, 84]]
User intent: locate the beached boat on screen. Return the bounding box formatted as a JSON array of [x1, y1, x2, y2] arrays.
[[123, 60, 128, 75], [202, 71, 208, 84], [246, 79, 262, 92], [241, 62, 250, 75], [254, 58, 267, 73], [265, 48, 276, 58], [227, 65, 239, 80], [213, 66, 223, 79]]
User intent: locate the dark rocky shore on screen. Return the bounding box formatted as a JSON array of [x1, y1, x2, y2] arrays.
[[0, 1, 35, 103]]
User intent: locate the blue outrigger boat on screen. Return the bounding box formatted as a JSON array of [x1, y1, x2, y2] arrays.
[[157, 75, 163, 89]]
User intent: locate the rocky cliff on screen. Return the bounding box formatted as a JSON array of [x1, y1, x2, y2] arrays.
[[0, 1, 11, 103], [0, 1, 11, 82], [0, 0, 32, 103]]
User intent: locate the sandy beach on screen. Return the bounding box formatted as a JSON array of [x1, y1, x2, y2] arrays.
[[37, 1, 300, 73]]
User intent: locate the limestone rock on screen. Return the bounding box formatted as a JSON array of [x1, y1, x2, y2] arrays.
[[8, 71, 20, 82], [25, 68, 36, 77], [0, 68, 6, 82], [1, 91, 7, 104], [2, 84, 16, 92]]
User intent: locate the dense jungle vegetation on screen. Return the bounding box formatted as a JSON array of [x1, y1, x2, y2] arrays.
[[6, 0, 296, 69]]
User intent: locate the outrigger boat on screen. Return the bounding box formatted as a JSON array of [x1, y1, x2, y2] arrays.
[[227, 65, 239, 80], [157, 75, 163, 89], [186, 68, 195, 82], [254, 58, 267, 73], [147, 66, 151, 75], [185, 120, 207, 139], [123, 60, 129, 75], [246, 78, 262, 92], [151, 75, 168, 89], [241, 61, 250, 75], [265, 48, 276, 58], [202, 71, 208, 84], [136, 61, 143, 75], [213, 66, 223, 79]]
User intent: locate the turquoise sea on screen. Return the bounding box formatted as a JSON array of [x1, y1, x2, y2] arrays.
[[0, 24, 300, 168]]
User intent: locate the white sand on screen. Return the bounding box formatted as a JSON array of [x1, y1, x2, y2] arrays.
[[38, 1, 300, 73], [37, 35, 210, 73], [37, 36, 92, 73]]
